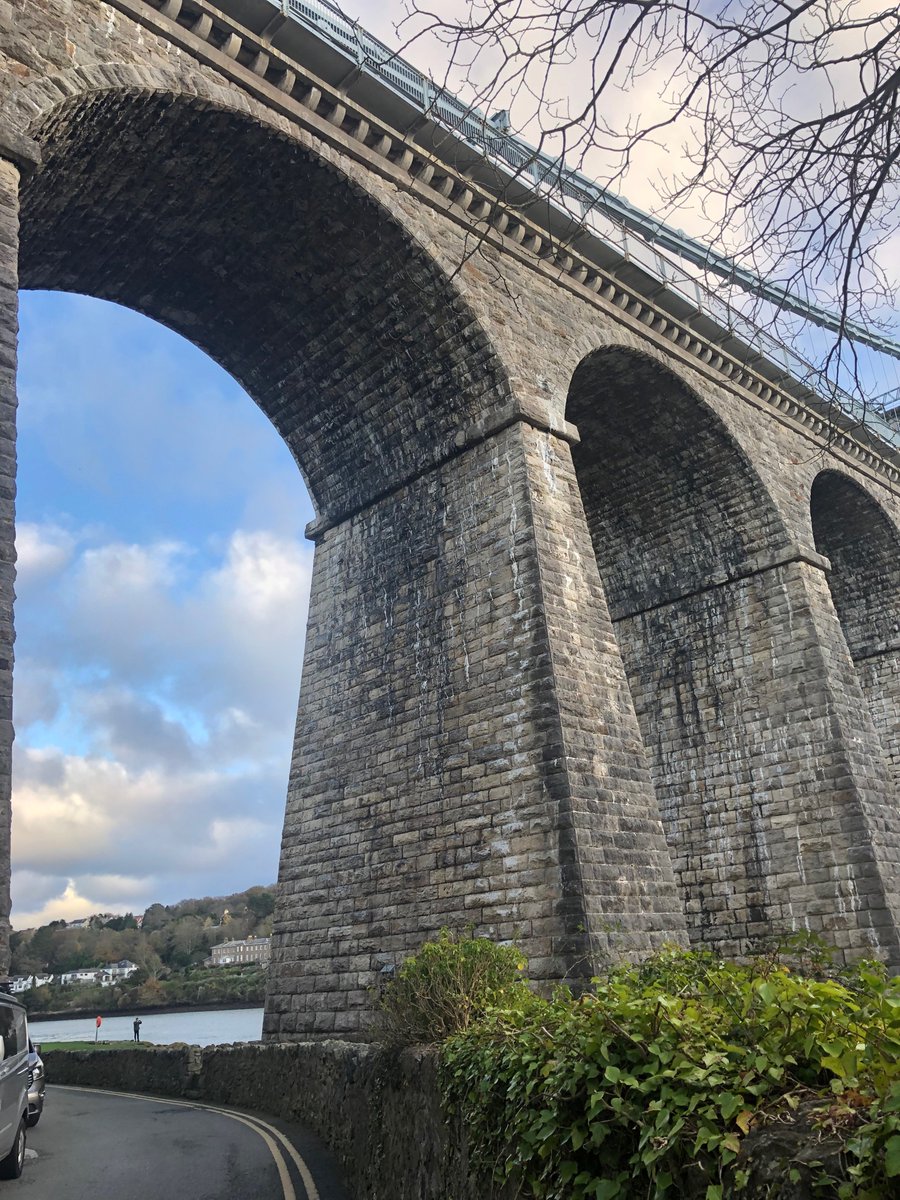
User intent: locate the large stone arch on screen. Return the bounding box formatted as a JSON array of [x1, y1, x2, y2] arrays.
[[567, 347, 900, 963], [811, 471, 900, 789], [9, 82, 537, 1035], [567, 347, 789, 611], [17, 78, 512, 522]]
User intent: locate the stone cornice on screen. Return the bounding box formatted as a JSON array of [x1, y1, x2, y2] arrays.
[[613, 544, 833, 623], [304, 396, 580, 541], [89, 0, 900, 492]]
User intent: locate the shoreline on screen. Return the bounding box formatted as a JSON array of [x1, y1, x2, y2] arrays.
[[27, 999, 264, 1022]]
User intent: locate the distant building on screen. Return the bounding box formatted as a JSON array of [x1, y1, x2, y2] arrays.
[[60, 968, 101, 986], [64, 911, 130, 929], [7, 974, 53, 994], [209, 937, 271, 967], [60, 960, 139, 988], [206, 908, 233, 933], [95, 960, 139, 986]]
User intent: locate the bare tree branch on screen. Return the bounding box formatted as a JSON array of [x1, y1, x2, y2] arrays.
[[396, 0, 900, 410]]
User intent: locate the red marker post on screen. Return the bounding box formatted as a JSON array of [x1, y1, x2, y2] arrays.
[[95, 1015, 102, 1043]]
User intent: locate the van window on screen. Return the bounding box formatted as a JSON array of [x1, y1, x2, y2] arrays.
[[0, 1006, 24, 1058]]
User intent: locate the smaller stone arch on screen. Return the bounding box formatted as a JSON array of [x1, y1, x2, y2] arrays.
[[811, 471, 900, 788], [567, 346, 789, 616], [566, 346, 794, 953], [565, 347, 900, 963]]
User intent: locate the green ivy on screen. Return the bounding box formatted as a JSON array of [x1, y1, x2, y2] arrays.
[[433, 945, 900, 1198]]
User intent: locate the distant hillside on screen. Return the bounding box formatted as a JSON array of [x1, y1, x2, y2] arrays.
[[10, 885, 277, 984]]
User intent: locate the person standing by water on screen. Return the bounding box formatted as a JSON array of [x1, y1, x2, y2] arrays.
[[133, 1017, 142, 1043]]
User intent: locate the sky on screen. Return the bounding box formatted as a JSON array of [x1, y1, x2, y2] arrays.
[[12, 292, 315, 928]]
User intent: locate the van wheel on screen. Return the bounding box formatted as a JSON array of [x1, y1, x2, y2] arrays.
[[0, 1118, 26, 1179]]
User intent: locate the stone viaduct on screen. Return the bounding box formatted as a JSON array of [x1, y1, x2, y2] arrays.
[[1, 0, 899, 1038]]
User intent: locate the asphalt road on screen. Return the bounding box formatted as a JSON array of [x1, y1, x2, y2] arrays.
[[15, 1085, 350, 1200]]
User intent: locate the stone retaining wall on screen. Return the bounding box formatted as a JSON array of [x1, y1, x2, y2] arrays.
[[43, 1041, 490, 1200], [43, 1042, 850, 1200]]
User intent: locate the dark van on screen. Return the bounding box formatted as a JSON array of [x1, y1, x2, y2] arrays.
[[0, 996, 30, 1179]]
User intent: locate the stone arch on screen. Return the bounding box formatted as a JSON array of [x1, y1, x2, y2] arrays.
[[566, 346, 793, 952], [811, 471, 900, 788], [567, 347, 788, 615], [17, 78, 513, 524], [565, 347, 900, 962]]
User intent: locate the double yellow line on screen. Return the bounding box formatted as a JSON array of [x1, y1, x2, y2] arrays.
[[53, 1084, 321, 1200]]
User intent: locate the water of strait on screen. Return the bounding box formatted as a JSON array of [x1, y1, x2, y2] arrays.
[[28, 1006, 264, 1047]]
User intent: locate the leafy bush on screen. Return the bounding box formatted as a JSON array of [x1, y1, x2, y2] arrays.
[[438, 945, 900, 1199], [377, 928, 529, 1045]]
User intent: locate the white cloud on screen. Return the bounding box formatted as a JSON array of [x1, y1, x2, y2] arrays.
[[15, 523, 76, 590], [11, 873, 157, 930], [11, 741, 286, 926], [202, 530, 310, 622], [10, 520, 311, 928], [15, 523, 312, 739], [190, 818, 275, 870], [13, 879, 98, 929], [13, 748, 120, 870], [76, 539, 186, 598]]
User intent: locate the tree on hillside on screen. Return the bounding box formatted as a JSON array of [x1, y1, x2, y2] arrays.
[[102, 913, 138, 931], [167, 916, 209, 967], [25, 921, 70, 972], [401, 0, 900, 390], [246, 889, 276, 920], [141, 903, 171, 933]]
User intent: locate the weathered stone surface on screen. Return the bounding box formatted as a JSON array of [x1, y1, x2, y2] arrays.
[[566, 350, 900, 963], [0, 155, 16, 979], [269, 420, 686, 1039], [811, 471, 900, 790], [0, 0, 898, 1027]]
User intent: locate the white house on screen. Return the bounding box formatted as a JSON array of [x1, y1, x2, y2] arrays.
[[59, 968, 102, 986], [8, 973, 54, 993], [97, 960, 139, 987], [58, 960, 139, 987], [103, 960, 138, 981]]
